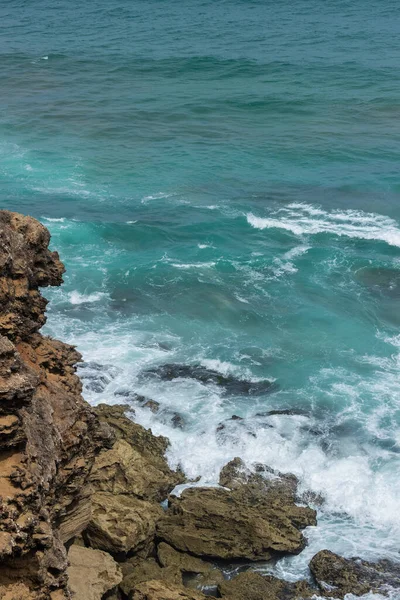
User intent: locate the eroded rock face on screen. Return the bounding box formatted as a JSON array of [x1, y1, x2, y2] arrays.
[[84, 404, 183, 558], [67, 544, 122, 600], [310, 550, 400, 598], [157, 459, 316, 561], [0, 212, 107, 598]]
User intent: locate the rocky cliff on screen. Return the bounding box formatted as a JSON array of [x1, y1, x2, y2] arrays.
[[0, 211, 109, 598]]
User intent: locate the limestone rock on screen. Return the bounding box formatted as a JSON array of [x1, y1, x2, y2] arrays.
[[90, 438, 177, 502], [94, 404, 184, 491], [67, 544, 122, 600], [131, 580, 207, 600], [120, 558, 182, 599], [218, 571, 315, 599], [85, 492, 163, 556], [157, 460, 316, 561], [310, 549, 400, 598]]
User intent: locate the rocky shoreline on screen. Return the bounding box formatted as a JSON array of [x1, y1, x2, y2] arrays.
[[0, 210, 398, 599]]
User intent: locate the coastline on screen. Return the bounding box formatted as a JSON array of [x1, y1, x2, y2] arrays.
[[0, 211, 399, 599]]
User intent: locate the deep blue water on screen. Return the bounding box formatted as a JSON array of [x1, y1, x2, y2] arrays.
[[1, 0, 400, 589]]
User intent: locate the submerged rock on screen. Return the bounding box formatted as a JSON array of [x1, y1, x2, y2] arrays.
[[157, 459, 316, 561], [354, 266, 400, 298], [143, 363, 277, 396], [67, 544, 122, 600], [218, 571, 315, 599], [310, 549, 400, 598]]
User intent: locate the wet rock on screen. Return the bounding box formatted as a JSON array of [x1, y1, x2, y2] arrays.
[[171, 413, 185, 429], [144, 364, 277, 396], [157, 460, 316, 561], [218, 571, 315, 599], [255, 409, 309, 417], [120, 558, 182, 599], [67, 544, 122, 600], [130, 580, 207, 600], [143, 400, 160, 413], [310, 549, 400, 598], [79, 362, 120, 393]]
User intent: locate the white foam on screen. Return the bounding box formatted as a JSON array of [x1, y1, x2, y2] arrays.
[[170, 261, 216, 269], [246, 204, 400, 247], [41, 217, 65, 222], [68, 291, 107, 305]]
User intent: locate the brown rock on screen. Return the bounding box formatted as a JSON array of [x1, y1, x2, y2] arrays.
[[131, 580, 207, 600], [120, 558, 182, 599], [90, 438, 177, 502], [85, 492, 163, 556], [310, 549, 400, 598], [157, 459, 316, 561], [218, 571, 315, 599], [94, 404, 184, 493], [67, 544, 122, 600], [0, 212, 109, 596]]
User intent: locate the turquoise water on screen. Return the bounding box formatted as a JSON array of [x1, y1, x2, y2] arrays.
[[2, 0, 400, 589]]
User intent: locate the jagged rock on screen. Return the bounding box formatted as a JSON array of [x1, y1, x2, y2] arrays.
[[120, 558, 182, 599], [130, 580, 207, 600], [94, 404, 183, 488], [143, 364, 277, 396], [157, 459, 316, 561], [85, 492, 163, 556], [310, 549, 400, 598], [90, 438, 178, 502], [157, 543, 214, 574], [143, 400, 160, 413], [218, 571, 315, 599], [0, 211, 108, 597], [67, 544, 122, 600]]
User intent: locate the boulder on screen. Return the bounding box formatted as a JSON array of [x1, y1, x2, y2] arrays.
[[131, 580, 207, 600], [94, 404, 184, 489], [218, 571, 315, 600], [67, 544, 122, 600], [84, 491, 163, 556], [90, 438, 178, 502], [310, 549, 400, 598], [157, 464, 316, 560]]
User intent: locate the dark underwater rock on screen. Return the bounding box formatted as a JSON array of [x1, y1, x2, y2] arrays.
[[79, 361, 120, 393], [310, 549, 400, 598], [354, 266, 400, 298], [143, 363, 277, 396]]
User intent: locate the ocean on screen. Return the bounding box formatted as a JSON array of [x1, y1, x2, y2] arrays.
[[1, 0, 400, 593]]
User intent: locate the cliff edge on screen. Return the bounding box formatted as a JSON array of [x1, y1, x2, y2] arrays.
[[0, 211, 106, 599]]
